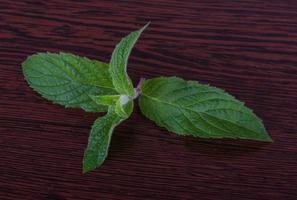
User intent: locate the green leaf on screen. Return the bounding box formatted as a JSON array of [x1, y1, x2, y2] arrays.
[[83, 107, 122, 173], [83, 101, 133, 173], [90, 94, 120, 106], [22, 52, 117, 112], [109, 23, 150, 97], [115, 96, 133, 118], [139, 77, 272, 142], [91, 94, 133, 118]]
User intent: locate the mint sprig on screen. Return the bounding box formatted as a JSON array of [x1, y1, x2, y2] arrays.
[[22, 23, 272, 173]]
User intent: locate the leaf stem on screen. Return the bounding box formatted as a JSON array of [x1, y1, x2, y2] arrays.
[[133, 77, 146, 99]]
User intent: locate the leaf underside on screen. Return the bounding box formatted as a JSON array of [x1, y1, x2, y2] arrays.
[[22, 52, 117, 112], [139, 77, 272, 142]]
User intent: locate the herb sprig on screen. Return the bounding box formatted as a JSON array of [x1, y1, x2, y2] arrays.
[[22, 23, 272, 173]]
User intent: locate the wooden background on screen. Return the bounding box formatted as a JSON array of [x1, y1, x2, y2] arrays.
[[1, 0, 297, 199]]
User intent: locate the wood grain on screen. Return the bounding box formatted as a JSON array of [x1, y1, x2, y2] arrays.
[[1, 0, 297, 199]]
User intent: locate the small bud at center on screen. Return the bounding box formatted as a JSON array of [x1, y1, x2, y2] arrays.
[[119, 95, 130, 105]]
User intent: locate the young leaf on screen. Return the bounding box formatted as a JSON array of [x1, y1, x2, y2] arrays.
[[83, 107, 122, 173], [114, 96, 133, 118], [90, 94, 120, 106], [83, 102, 133, 173], [139, 77, 272, 142], [22, 52, 117, 112], [109, 23, 149, 97], [91, 94, 133, 118]]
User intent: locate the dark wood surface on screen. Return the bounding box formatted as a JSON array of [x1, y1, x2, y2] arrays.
[[1, 1, 297, 199]]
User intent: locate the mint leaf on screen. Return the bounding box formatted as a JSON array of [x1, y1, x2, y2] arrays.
[[109, 23, 150, 97], [139, 77, 272, 142], [90, 94, 120, 106], [22, 52, 117, 112], [83, 107, 123, 173], [83, 100, 133, 173], [114, 96, 133, 118], [91, 94, 133, 118]]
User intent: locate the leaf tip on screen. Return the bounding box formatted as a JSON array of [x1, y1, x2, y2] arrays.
[[145, 21, 151, 27], [82, 167, 90, 174], [263, 134, 273, 143], [255, 130, 273, 143], [82, 161, 95, 174], [140, 22, 150, 32]]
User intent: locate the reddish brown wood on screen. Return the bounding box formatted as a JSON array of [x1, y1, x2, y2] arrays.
[[1, 0, 297, 199]]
